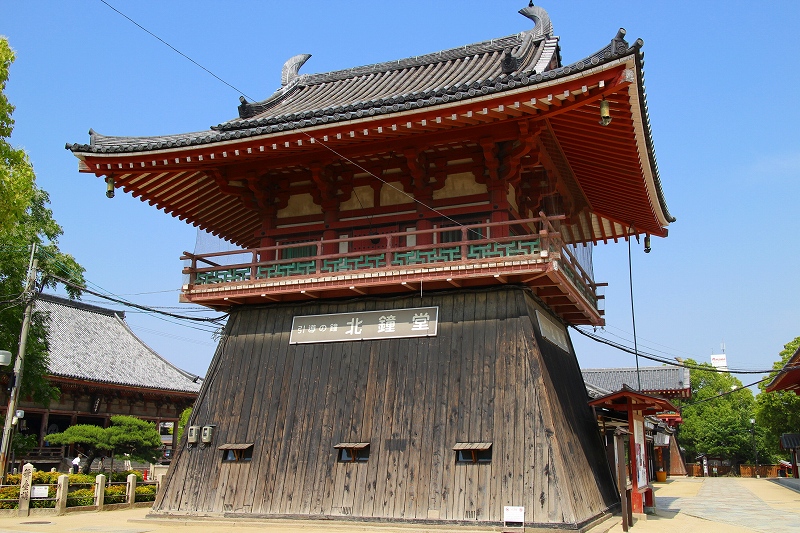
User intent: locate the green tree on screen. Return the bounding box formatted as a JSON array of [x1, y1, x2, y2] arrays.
[[46, 416, 162, 473], [45, 424, 110, 474], [105, 415, 162, 464], [678, 360, 766, 466], [176, 407, 191, 443], [0, 36, 85, 404], [756, 336, 800, 459], [0, 38, 34, 232]]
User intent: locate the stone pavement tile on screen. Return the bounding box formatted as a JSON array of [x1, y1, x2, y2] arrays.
[[659, 478, 800, 533], [737, 477, 800, 512]]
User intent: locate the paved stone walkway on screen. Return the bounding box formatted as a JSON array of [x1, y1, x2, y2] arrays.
[[655, 477, 800, 533], [0, 477, 797, 532]]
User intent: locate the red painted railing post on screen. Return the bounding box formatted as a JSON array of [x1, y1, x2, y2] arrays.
[[189, 256, 197, 286], [385, 235, 393, 266], [461, 227, 468, 260], [316, 241, 323, 274]]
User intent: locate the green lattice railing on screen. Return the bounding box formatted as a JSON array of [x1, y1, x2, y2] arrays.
[[466, 240, 540, 259], [191, 239, 546, 284], [392, 246, 461, 265], [321, 254, 386, 273]]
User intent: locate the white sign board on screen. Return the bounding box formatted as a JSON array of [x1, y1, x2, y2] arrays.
[[503, 505, 525, 523], [535, 310, 570, 352], [31, 485, 49, 499], [710, 353, 728, 370], [290, 307, 438, 344], [634, 418, 648, 489]]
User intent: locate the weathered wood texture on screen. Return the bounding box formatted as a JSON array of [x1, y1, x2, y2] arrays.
[[153, 286, 617, 528]]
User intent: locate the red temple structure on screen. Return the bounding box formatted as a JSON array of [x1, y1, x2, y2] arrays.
[[67, 5, 673, 529]]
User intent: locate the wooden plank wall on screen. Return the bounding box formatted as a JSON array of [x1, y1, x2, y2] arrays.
[[153, 286, 617, 527]]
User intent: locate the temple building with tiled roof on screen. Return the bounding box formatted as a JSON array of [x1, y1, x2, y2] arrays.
[[0, 294, 200, 469], [67, 3, 676, 528], [582, 366, 692, 399]]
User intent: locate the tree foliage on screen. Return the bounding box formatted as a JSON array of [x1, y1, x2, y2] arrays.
[[46, 416, 162, 474], [0, 36, 85, 404], [45, 424, 109, 474], [105, 415, 163, 464], [677, 360, 768, 464], [0, 38, 34, 233], [756, 336, 800, 458], [176, 407, 191, 443]]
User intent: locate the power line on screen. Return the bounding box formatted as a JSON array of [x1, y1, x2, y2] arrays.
[[571, 325, 792, 376], [96, 0, 523, 247], [98, 0, 254, 101], [49, 274, 227, 324], [681, 376, 773, 408]]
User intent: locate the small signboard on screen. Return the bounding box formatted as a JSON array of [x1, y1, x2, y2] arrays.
[[31, 485, 49, 499], [290, 307, 439, 344], [535, 310, 570, 352], [710, 353, 728, 371], [503, 505, 525, 526]]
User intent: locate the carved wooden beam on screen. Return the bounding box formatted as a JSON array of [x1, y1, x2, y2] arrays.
[[209, 169, 258, 211]]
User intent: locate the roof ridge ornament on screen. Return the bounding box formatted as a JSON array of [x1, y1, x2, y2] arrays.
[[519, 3, 553, 39], [282, 53, 312, 87]]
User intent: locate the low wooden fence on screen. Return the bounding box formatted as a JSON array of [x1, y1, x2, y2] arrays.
[[687, 464, 782, 477], [0, 463, 159, 517]]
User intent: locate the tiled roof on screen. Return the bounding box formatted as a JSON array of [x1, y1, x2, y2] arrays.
[[67, 9, 647, 155], [780, 434, 800, 450], [582, 366, 690, 396], [584, 381, 612, 400], [765, 344, 800, 393], [35, 294, 201, 393]]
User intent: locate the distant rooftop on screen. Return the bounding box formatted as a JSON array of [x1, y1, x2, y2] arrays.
[[582, 366, 691, 399], [35, 294, 202, 394]]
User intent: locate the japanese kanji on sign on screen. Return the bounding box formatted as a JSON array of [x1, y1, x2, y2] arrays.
[[289, 307, 439, 344]]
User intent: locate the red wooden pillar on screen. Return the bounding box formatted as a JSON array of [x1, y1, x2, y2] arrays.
[[489, 182, 510, 238], [322, 202, 339, 255], [259, 211, 277, 260]]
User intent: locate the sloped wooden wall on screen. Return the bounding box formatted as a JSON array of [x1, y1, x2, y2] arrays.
[[153, 286, 618, 528]]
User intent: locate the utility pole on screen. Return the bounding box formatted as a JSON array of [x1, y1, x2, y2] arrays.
[[0, 244, 38, 481]]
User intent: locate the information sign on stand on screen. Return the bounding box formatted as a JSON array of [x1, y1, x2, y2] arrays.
[[503, 505, 525, 528]]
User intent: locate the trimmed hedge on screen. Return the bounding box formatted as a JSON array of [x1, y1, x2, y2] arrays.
[[0, 485, 19, 509], [66, 488, 95, 507], [104, 484, 127, 504], [6, 470, 144, 485], [135, 484, 157, 502]]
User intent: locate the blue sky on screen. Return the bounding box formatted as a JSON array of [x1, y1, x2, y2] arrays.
[[3, 1, 799, 380]]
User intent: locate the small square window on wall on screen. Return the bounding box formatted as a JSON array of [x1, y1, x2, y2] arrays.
[[219, 443, 254, 462], [453, 442, 492, 464], [334, 442, 370, 463]]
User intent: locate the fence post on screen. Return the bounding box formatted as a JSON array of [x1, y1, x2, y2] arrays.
[[126, 473, 137, 506], [94, 474, 105, 510], [55, 474, 69, 515], [18, 462, 33, 517]]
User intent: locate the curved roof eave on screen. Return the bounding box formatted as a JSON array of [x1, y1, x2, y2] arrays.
[[67, 33, 656, 157]]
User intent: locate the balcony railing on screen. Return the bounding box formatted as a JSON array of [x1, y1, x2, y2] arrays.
[[181, 215, 601, 317]]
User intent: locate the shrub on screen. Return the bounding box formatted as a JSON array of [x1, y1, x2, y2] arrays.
[[0, 486, 19, 509], [135, 484, 157, 502], [5, 474, 19, 485], [110, 470, 143, 482], [31, 471, 61, 484], [67, 473, 96, 485], [104, 484, 127, 504], [66, 488, 94, 507]]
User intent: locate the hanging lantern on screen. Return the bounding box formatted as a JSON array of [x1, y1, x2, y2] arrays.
[[105, 176, 115, 198], [599, 98, 612, 126], [644, 234, 651, 253]]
